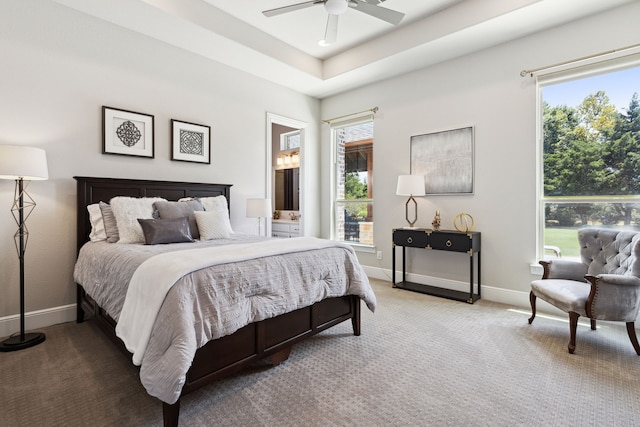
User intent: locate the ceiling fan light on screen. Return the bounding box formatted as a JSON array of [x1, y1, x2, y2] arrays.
[[324, 0, 348, 15]]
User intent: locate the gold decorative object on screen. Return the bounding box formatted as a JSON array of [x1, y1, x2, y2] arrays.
[[453, 212, 475, 232], [431, 210, 441, 231]]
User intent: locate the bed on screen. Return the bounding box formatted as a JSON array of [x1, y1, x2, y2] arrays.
[[73, 176, 376, 426]]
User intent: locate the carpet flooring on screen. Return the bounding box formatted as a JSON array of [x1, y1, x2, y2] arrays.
[[2, 278, 640, 426]]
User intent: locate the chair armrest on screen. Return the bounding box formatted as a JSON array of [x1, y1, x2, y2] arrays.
[[587, 274, 640, 287], [539, 259, 588, 281], [584, 274, 640, 321]]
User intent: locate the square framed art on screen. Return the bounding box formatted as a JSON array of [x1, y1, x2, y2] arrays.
[[410, 126, 474, 195], [102, 106, 154, 158], [171, 119, 211, 164]]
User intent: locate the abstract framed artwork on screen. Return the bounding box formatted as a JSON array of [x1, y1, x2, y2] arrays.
[[410, 126, 474, 195], [171, 119, 211, 164], [102, 106, 154, 158]]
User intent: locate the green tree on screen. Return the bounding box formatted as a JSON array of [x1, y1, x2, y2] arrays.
[[576, 90, 617, 142], [543, 90, 640, 226], [616, 92, 640, 135], [344, 172, 368, 219], [344, 172, 367, 200]]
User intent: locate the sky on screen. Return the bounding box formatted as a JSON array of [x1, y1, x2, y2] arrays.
[[542, 66, 640, 113]]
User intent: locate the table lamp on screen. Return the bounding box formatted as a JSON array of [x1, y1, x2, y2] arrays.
[[396, 175, 425, 228], [246, 198, 272, 237]]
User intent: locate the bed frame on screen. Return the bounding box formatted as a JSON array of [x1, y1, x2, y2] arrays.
[[74, 176, 361, 427]]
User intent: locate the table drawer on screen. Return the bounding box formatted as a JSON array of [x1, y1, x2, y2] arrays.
[[393, 229, 428, 248], [272, 223, 290, 233], [429, 232, 472, 252]]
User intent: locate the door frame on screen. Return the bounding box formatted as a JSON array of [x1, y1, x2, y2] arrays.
[[266, 112, 307, 237]]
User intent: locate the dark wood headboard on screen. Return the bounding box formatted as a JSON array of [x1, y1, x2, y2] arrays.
[[74, 176, 232, 253]]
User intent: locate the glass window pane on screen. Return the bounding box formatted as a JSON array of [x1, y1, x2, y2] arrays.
[[540, 65, 640, 258], [333, 120, 374, 245], [335, 200, 374, 244], [541, 68, 640, 197], [280, 130, 300, 150], [543, 202, 640, 259]]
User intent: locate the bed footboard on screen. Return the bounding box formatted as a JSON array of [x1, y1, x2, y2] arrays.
[[77, 285, 361, 427]]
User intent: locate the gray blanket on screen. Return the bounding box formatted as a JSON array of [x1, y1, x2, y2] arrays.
[[73, 235, 376, 404]]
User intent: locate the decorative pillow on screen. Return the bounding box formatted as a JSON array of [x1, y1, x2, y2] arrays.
[[87, 203, 107, 242], [137, 217, 194, 245], [110, 196, 167, 244], [154, 200, 204, 240], [180, 195, 228, 214], [194, 210, 232, 240], [99, 201, 119, 243]]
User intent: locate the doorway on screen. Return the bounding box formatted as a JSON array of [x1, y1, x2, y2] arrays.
[[266, 113, 307, 237]]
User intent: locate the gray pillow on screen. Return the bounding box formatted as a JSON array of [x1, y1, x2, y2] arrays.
[[153, 200, 204, 239], [99, 201, 119, 243], [137, 217, 194, 245]]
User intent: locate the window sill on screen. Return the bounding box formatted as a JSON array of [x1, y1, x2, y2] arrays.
[[344, 242, 376, 253]]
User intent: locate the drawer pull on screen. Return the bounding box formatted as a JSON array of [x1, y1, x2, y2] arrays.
[[446, 240, 452, 247], [407, 237, 413, 244]]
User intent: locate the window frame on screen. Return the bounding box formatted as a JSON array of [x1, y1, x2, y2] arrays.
[[330, 115, 375, 251], [536, 58, 640, 259], [280, 129, 300, 151]]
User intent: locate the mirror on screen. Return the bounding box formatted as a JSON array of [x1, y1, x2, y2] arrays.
[[275, 168, 299, 211]]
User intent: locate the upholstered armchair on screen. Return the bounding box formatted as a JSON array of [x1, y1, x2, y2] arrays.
[[529, 228, 640, 355]]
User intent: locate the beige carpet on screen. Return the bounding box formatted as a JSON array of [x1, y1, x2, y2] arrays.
[[2, 278, 640, 426]]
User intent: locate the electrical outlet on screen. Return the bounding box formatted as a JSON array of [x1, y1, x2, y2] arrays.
[[376, 250, 383, 260]]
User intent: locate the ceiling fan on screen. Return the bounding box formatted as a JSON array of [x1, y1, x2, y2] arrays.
[[262, 0, 405, 46]]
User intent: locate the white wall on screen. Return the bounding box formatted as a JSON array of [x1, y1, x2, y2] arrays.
[[2, 1, 638, 334], [0, 1, 319, 332], [320, 2, 640, 307]]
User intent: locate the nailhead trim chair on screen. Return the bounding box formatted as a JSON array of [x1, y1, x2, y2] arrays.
[[529, 228, 640, 355]]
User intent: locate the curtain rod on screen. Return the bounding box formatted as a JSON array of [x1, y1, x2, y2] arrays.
[[322, 107, 378, 124], [520, 43, 640, 77]]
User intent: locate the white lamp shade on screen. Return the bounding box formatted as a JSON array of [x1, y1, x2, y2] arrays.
[[0, 145, 49, 180], [325, 0, 348, 15], [396, 175, 425, 196], [246, 198, 272, 218]]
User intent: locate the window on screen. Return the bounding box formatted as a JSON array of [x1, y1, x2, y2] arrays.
[[280, 130, 300, 151], [331, 118, 374, 247], [539, 64, 640, 258]]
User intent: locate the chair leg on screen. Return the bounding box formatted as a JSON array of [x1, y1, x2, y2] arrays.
[[568, 312, 579, 354], [590, 318, 596, 330], [626, 322, 640, 356], [528, 291, 536, 324]]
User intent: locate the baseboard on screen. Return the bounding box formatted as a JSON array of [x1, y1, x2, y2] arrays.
[[362, 265, 535, 310], [0, 304, 76, 339], [363, 265, 634, 321]]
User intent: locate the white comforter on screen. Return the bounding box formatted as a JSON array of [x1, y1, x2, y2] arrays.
[[117, 237, 376, 366], [74, 235, 376, 404]]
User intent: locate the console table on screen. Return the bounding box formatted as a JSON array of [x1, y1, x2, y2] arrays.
[[392, 228, 481, 304]]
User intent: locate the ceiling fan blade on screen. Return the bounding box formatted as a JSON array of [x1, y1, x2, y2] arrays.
[[321, 14, 339, 45], [349, 0, 405, 25], [262, 1, 324, 17]]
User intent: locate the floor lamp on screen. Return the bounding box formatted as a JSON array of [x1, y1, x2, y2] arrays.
[[0, 145, 48, 352], [396, 175, 425, 228], [246, 198, 272, 237]]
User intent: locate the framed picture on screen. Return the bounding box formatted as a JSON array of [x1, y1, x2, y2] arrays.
[[102, 106, 154, 158], [171, 119, 211, 164], [410, 126, 474, 195]]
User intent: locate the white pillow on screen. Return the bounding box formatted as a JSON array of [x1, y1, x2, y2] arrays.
[[87, 203, 107, 242], [179, 196, 228, 213], [110, 196, 167, 244], [194, 210, 232, 240]]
